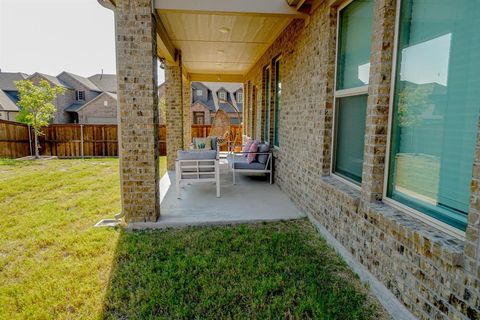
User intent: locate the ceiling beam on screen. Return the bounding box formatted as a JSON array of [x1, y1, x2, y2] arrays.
[[189, 73, 244, 83], [153, 12, 177, 64], [154, 0, 307, 18]]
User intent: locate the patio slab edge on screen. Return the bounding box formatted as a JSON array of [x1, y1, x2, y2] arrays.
[[126, 216, 305, 230]]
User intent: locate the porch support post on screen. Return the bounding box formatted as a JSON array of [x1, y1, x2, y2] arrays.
[[360, 0, 397, 203], [165, 57, 184, 170], [115, 0, 160, 222], [182, 70, 191, 150], [465, 118, 480, 277]]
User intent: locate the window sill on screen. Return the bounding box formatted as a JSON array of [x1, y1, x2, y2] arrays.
[[319, 175, 362, 207], [367, 201, 465, 268], [318, 175, 464, 268]]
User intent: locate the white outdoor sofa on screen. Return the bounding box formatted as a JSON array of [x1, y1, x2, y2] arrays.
[[175, 137, 220, 198], [227, 142, 273, 184]]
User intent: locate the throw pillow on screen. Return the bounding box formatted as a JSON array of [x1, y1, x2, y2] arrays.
[[242, 139, 254, 157], [208, 136, 218, 151], [257, 143, 270, 164], [194, 137, 212, 150], [247, 141, 259, 164]]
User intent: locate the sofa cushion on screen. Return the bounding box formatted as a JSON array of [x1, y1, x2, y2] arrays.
[[227, 155, 266, 170], [177, 150, 217, 160], [209, 136, 218, 151], [257, 143, 270, 164]]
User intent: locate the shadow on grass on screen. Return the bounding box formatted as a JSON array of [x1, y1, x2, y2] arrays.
[[101, 220, 381, 319]]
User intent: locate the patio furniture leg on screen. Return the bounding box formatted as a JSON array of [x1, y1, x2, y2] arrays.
[[233, 167, 236, 185], [215, 160, 220, 197], [270, 170, 273, 184], [175, 161, 181, 199]]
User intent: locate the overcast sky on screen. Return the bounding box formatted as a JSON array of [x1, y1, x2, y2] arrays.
[[0, 0, 165, 82]]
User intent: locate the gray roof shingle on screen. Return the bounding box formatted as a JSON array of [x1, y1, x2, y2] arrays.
[[0, 90, 19, 111], [60, 72, 102, 92], [0, 72, 29, 91], [88, 74, 117, 93], [28, 73, 73, 89]]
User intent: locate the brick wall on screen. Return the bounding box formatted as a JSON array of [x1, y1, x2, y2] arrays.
[[77, 93, 117, 124], [114, 0, 160, 222], [165, 61, 184, 170], [191, 103, 212, 125], [244, 0, 480, 318]]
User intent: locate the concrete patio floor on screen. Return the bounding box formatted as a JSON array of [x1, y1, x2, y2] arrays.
[[129, 160, 305, 229]]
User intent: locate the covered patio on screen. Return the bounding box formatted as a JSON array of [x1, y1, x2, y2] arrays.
[[99, 0, 309, 224], [129, 159, 304, 229]]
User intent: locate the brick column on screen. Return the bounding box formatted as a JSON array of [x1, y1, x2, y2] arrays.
[[115, 0, 160, 222], [165, 61, 183, 170], [465, 118, 480, 279], [361, 0, 396, 202], [318, 6, 337, 176], [182, 71, 191, 150]]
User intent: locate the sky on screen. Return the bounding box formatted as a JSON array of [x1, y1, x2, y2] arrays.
[[0, 0, 164, 82]]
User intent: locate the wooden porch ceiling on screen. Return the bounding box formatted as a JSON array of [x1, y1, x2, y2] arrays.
[[154, 0, 307, 80]]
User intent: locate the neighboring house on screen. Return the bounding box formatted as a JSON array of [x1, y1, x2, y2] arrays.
[[0, 71, 118, 124], [0, 72, 28, 121], [191, 82, 243, 125]]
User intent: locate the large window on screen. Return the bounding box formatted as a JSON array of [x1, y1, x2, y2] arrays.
[[387, 0, 480, 231], [274, 58, 282, 148], [263, 66, 271, 143], [333, 0, 373, 184]]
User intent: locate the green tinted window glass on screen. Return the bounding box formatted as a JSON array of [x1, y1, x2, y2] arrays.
[[388, 0, 480, 230], [334, 95, 367, 183], [274, 60, 281, 147], [336, 0, 373, 90]]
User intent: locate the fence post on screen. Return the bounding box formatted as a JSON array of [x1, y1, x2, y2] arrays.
[[27, 124, 33, 156], [80, 124, 84, 159]]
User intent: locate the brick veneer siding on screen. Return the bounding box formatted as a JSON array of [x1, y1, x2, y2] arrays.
[[114, 0, 160, 222], [182, 70, 191, 149], [244, 0, 480, 318], [191, 103, 212, 125], [361, 0, 396, 204], [77, 93, 117, 124], [165, 62, 183, 170]]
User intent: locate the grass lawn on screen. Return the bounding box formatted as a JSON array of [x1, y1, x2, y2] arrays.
[[0, 158, 385, 319]]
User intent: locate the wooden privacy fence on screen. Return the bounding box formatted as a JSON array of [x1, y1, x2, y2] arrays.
[[0, 120, 31, 158], [0, 120, 241, 158]]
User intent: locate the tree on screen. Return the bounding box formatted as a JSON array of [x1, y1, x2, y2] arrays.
[[15, 79, 65, 159]]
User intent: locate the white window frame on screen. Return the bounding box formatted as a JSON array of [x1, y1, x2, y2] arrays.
[[382, 0, 465, 240], [273, 56, 282, 149], [218, 91, 226, 101], [330, 0, 369, 189], [237, 92, 243, 102], [76, 90, 85, 101], [196, 89, 202, 97], [263, 65, 272, 144]]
